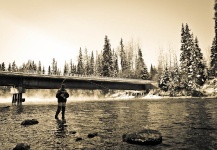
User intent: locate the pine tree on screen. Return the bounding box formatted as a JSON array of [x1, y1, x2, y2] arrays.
[[102, 35, 113, 77], [179, 24, 193, 90], [8, 63, 11, 72], [48, 66, 51, 75], [63, 61, 69, 76], [2, 62, 5, 71], [77, 47, 84, 75], [89, 51, 94, 75], [38, 61, 42, 74], [141, 64, 149, 80], [135, 48, 146, 79], [210, 0, 217, 76], [210, 37, 217, 76], [192, 37, 206, 86], [95, 50, 102, 76], [159, 67, 170, 91], [120, 38, 127, 73], [51, 58, 57, 75], [12, 61, 17, 72], [42, 66, 45, 74]]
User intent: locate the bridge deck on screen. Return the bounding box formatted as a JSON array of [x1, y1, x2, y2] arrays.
[[0, 71, 157, 90]]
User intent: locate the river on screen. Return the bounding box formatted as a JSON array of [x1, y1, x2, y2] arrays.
[[0, 98, 217, 149]]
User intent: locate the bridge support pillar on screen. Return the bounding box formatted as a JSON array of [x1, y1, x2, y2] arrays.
[[11, 86, 25, 105]]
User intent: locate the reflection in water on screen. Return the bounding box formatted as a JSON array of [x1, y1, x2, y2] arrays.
[[14, 105, 23, 114], [185, 99, 217, 150]]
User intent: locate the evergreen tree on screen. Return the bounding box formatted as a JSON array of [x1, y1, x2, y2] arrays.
[[192, 37, 206, 86], [119, 38, 127, 73], [51, 58, 58, 75], [210, 37, 217, 76], [8, 63, 11, 72], [159, 67, 170, 91], [102, 35, 113, 77], [12, 61, 17, 72], [42, 66, 45, 74], [70, 59, 73, 75], [0, 64, 2, 71], [95, 50, 103, 76], [179, 24, 193, 90], [141, 64, 149, 80], [63, 61, 69, 76], [38, 61, 42, 74], [135, 48, 146, 79], [168, 59, 180, 96], [1, 62, 5, 71], [77, 47, 84, 75], [89, 51, 94, 75], [210, 0, 217, 76], [48, 66, 51, 75]]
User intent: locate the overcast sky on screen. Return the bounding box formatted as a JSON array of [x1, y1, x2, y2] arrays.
[[0, 0, 214, 70]]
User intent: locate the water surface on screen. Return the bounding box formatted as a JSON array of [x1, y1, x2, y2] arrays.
[[1, 98, 217, 149]]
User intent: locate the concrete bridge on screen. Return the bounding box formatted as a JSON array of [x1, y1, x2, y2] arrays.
[[0, 71, 157, 104]]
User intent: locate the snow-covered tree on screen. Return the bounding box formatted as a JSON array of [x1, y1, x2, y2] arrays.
[[38, 61, 42, 74], [77, 47, 84, 75], [159, 67, 170, 91], [102, 35, 113, 77], [12, 61, 17, 72], [89, 51, 94, 75], [210, 0, 217, 76], [63, 61, 69, 76], [141, 64, 149, 80]]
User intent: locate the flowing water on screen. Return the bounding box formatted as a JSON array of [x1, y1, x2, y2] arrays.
[[1, 98, 217, 150]]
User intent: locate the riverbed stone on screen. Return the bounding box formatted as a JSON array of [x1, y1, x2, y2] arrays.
[[13, 143, 30, 150], [75, 137, 83, 141], [87, 132, 98, 138], [122, 129, 162, 145], [69, 131, 76, 134], [21, 119, 39, 125]]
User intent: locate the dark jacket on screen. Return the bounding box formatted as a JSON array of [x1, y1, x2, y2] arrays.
[[56, 89, 69, 103]]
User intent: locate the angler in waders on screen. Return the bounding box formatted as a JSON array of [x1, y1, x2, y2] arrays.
[[55, 84, 69, 122]]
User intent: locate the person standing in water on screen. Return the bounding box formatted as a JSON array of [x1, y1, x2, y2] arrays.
[[55, 84, 69, 121]]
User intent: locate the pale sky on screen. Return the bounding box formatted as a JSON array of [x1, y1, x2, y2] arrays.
[[0, 0, 214, 71]]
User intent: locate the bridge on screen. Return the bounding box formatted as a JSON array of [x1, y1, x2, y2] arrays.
[[0, 71, 157, 104]]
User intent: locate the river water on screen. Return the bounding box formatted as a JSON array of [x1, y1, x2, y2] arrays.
[[1, 98, 217, 150]]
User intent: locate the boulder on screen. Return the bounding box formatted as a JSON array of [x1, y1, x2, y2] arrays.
[[13, 143, 30, 150], [69, 131, 76, 134], [0, 106, 10, 112], [21, 119, 39, 125], [87, 132, 98, 138], [75, 137, 83, 141], [122, 129, 162, 145]]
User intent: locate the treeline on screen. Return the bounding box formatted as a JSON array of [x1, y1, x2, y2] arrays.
[[158, 24, 208, 96], [0, 35, 157, 80]]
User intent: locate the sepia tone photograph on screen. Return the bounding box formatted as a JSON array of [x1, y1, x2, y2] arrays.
[[0, 0, 217, 149]]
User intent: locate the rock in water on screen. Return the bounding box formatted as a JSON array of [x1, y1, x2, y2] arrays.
[[122, 129, 162, 145], [87, 132, 98, 138], [75, 137, 83, 141], [13, 143, 30, 150], [21, 119, 39, 125]]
